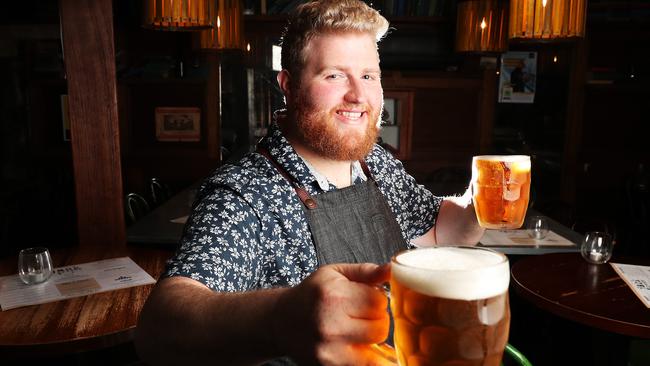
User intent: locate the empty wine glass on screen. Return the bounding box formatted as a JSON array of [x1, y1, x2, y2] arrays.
[[527, 216, 549, 240], [580, 232, 613, 264], [18, 247, 53, 285]]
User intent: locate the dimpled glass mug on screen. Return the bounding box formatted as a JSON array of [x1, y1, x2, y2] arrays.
[[376, 246, 511, 366], [472, 155, 531, 230]]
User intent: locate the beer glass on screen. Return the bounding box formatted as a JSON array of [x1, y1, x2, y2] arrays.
[[472, 155, 531, 229], [390, 246, 510, 366]]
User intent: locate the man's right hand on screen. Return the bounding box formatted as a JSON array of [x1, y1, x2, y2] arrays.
[[272, 263, 395, 366]]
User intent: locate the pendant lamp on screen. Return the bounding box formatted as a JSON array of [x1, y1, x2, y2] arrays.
[[455, 0, 508, 53], [142, 0, 213, 31], [509, 0, 587, 40], [196, 0, 244, 50]]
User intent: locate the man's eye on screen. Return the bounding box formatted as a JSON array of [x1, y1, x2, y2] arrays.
[[327, 74, 343, 79]]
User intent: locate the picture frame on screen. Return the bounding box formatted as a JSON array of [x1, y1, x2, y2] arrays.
[[155, 107, 201, 142], [382, 97, 397, 126], [380, 90, 414, 160]]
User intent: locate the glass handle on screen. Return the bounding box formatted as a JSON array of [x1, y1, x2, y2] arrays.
[[371, 283, 396, 363]]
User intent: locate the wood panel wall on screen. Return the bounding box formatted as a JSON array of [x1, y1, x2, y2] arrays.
[[383, 70, 494, 186]]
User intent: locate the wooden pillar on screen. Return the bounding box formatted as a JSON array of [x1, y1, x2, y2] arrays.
[[478, 66, 497, 154], [205, 52, 221, 161], [561, 39, 587, 208], [59, 0, 126, 247]]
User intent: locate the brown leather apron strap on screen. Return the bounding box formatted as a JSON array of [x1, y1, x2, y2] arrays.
[[359, 160, 373, 180], [257, 146, 317, 209]]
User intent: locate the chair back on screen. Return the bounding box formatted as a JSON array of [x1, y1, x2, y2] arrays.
[[125, 193, 150, 225], [150, 178, 171, 206]]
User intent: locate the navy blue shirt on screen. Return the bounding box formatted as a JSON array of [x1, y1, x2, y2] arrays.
[[163, 123, 443, 291]]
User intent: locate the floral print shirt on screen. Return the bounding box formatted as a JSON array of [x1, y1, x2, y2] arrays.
[[163, 123, 443, 291]]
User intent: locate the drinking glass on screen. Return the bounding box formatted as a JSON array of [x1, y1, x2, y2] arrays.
[[472, 155, 531, 229], [527, 216, 549, 240], [376, 246, 511, 366], [18, 247, 53, 285], [580, 232, 614, 264]]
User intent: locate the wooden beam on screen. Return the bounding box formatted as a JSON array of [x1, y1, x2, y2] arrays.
[[60, 0, 126, 247], [561, 39, 587, 208], [205, 52, 221, 160], [478, 67, 496, 154]]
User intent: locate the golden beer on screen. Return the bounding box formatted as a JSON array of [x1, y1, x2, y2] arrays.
[[390, 247, 510, 366], [472, 155, 531, 229]]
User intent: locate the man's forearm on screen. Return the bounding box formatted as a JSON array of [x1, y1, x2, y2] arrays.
[[135, 276, 286, 366]]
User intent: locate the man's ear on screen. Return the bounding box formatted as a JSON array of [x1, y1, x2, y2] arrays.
[[277, 70, 292, 99]]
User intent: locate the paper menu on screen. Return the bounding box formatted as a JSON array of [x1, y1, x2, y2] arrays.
[[479, 229, 575, 247], [0, 257, 156, 311], [610, 263, 650, 308]]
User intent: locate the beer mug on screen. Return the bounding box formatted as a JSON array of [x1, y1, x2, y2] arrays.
[[472, 155, 531, 229], [386, 246, 511, 366]]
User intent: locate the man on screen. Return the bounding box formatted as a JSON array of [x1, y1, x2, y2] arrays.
[[135, 1, 483, 365]]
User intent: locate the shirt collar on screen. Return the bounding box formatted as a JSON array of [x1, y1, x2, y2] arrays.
[[298, 156, 367, 192]]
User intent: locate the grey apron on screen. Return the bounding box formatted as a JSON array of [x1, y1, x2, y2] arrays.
[[258, 147, 409, 266], [258, 147, 408, 366]]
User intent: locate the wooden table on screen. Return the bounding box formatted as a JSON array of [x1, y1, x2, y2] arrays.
[[0, 245, 172, 359], [511, 252, 650, 338]]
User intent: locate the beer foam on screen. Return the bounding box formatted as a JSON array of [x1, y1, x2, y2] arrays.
[[392, 247, 510, 301], [473, 155, 531, 171]]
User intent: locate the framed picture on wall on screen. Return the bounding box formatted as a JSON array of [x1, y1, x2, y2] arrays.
[[155, 107, 201, 142], [382, 97, 397, 126], [380, 90, 414, 160]]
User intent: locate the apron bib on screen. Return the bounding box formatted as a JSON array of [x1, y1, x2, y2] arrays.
[[258, 147, 408, 266]]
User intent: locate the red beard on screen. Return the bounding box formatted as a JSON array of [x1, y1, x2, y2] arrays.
[[290, 93, 381, 161]]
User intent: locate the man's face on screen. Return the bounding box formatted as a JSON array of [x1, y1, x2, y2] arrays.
[[288, 32, 383, 161]]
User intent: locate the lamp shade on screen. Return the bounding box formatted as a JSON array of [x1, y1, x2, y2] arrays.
[[196, 0, 244, 50], [143, 0, 213, 31], [509, 0, 587, 40], [456, 0, 508, 53]]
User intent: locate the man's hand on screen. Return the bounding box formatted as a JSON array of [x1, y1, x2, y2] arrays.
[[273, 263, 395, 366]]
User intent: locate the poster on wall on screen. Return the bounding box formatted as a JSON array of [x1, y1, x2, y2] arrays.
[[498, 51, 537, 104]]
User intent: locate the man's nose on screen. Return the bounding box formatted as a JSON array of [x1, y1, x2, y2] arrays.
[[344, 79, 366, 104]]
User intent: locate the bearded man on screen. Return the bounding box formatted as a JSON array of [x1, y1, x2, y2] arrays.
[[135, 1, 483, 365]]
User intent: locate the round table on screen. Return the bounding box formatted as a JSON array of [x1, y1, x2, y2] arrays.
[[511, 252, 650, 338], [0, 245, 172, 358]]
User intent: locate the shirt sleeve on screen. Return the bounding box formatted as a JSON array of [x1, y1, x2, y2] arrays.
[[400, 167, 443, 239], [369, 146, 443, 240], [163, 184, 263, 292]]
